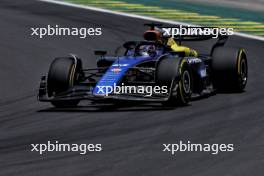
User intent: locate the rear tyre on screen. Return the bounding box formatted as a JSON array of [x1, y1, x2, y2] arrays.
[[47, 57, 82, 107], [212, 47, 248, 92], [156, 57, 192, 106]]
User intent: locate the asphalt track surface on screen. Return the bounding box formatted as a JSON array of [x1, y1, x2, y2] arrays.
[[0, 0, 264, 176]]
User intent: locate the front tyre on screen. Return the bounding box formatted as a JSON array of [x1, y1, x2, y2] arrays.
[[156, 57, 192, 106], [47, 57, 82, 107]]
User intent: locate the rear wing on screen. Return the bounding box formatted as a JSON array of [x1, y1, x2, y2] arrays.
[[162, 26, 229, 56], [162, 26, 229, 41], [144, 23, 230, 55]]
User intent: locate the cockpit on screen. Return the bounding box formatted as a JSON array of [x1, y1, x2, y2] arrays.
[[123, 41, 165, 57]]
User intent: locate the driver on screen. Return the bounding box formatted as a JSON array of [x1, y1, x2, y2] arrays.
[[138, 44, 157, 57]]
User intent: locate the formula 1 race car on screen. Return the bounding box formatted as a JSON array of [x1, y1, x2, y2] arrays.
[[38, 24, 248, 107]]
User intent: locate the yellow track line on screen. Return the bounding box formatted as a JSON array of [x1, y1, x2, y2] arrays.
[[136, 12, 200, 16], [193, 22, 262, 25]]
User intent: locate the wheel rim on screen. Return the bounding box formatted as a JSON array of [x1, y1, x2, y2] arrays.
[[240, 58, 247, 85], [182, 70, 191, 93]]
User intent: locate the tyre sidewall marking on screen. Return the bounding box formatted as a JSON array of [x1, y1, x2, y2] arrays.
[[236, 49, 247, 86], [179, 59, 188, 103], [69, 57, 78, 87], [237, 49, 244, 75]]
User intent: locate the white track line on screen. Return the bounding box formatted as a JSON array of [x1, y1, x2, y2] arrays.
[[39, 0, 264, 42]]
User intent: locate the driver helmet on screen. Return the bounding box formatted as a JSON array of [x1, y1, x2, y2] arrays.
[[139, 45, 156, 56]]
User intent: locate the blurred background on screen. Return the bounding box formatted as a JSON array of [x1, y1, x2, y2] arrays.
[[64, 0, 264, 37]]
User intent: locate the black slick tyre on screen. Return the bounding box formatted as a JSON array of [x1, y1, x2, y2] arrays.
[[156, 57, 192, 106], [47, 57, 82, 107], [212, 47, 248, 92]]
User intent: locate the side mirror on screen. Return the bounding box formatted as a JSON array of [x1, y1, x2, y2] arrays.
[[94, 50, 107, 56]]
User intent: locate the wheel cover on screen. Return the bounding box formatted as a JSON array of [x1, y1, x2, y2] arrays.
[[240, 58, 247, 86], [182, 70, 191, 93]]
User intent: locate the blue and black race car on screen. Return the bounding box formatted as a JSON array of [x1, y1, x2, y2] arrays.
[[38, 24, 248, 107]]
